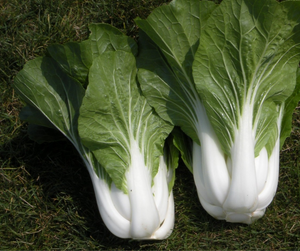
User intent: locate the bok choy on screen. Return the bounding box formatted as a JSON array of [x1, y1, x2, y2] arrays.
[[14, 24, 177, 239], [136, 0, 300, 224]]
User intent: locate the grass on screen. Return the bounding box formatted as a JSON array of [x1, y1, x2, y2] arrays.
[[1, 0, 300, 249]]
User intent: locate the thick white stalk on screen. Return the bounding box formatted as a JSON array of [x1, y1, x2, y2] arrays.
[[125, 138, 160, 239], [257, 106, 282, 210], [151, 191, 175, 239], [192, 98, 282, 223], [82, 140, 174, 239], [86, 163, 131, 238], [254, 147, 269, 194], [194, 102, 229, 207], [223, 103, 258, 214], [257, 137, 280, 210], [152, 156, 170, 225], [110, 183, 131, 221]]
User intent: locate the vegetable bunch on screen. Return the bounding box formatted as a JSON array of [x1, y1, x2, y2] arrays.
[[14, 0, 300, 239]]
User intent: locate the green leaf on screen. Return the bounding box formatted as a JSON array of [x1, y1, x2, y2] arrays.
[[47, 41, 92, 86], [136, 0, 217, 143], [14, 23, 141, 184], [171, 127, 193, 173], [164, 131, 180, 192], [193, 0, 300, 155], [47, 23, 138, 87], [14, 56, 85, 145], [136, 0, 217, 79], [280, 67, 300, 149], [78, 50, 173, 192], [88, 23, 138, 57], [137, 31, 200, 143], [19, 105, 67, 144], [254, 101, 278, 157]]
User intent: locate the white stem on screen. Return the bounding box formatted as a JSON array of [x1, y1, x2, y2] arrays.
[[83, 140, 174, 239], [152, 191, 175, 239], [255, 147, 269, 194], [257, 105, 282, 209], [223, 103, 258, 213], [86, 165, 131, 238], [257, 138, 280, 210], [110, 182, 131, 221], [194, 102, 229, 207], [152, 156, 169, 225], [125, 138, 160, 239]]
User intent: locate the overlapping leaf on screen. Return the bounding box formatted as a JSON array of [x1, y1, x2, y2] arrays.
[[136, 0, 217, 143], [193, 0, 300, 155], [78, 50, 173, 192]]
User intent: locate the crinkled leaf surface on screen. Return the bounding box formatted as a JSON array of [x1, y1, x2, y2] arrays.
[[47, 23, 138, 87], [136, 0, 217, 143], [14, 24, 138, 145], [193, 0, 300, 156], [78, 50, 173, 193], [14, 24, 138, 180], [280, 67, 300, 148], [14, 56, 85, 146]]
